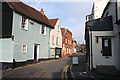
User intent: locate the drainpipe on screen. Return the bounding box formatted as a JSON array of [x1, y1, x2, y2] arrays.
[[87, 25, 93, 70], [90, 31, 93, 70]]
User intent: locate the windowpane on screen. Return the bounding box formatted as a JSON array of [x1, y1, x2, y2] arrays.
[[52, 36, 54, 45], [56, 37, 59, 45], [58, 25, 60, 32], [41, 25, 46, 35], [22, 45, 27, 53], [21, 16, 28, 30]]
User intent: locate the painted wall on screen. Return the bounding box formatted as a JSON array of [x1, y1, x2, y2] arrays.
[[0, 38, 14, 62], [102, 2, 120, 70], [90, 31, 114, 69], [93, 0, 109, 19], [12, 11, 51, 62], [50, 19, 62, 48], [50, 19, 62, 58]]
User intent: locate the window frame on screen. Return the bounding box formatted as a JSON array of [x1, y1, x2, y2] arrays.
[[56, 37, 59, 46], [58, 25, 60, 32], [22, 45, 27, 53], [21, 16, 28, 30], [41, 24, 46, 35], [52, 36, 55, 45]]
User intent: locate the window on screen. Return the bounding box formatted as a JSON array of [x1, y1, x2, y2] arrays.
[[66, 38, 67, 43], [102, 38, 112, 56], [58, 25, 60, 32], [21, 16, 28, 30], [56, 37, 59, 45], [41, 24, 46, 35], [52, 36, 54, 45], [22, 45, 27, 53]]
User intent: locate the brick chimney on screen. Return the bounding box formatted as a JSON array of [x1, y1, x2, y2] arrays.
[[40, 8, 44, 15]]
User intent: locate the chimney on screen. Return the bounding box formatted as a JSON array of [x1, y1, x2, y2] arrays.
[[40, 8, 44, 15]]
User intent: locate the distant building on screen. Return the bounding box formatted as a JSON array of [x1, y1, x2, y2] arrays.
[[72, 38, 77, 53], [49, 18, 62, 58], [61, 28, 72, 57]]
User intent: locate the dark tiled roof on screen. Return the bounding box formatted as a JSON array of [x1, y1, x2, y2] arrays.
[[49, 18, 59, 28], [7, 0, 52, 27]]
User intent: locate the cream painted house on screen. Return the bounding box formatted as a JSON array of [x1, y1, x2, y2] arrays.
[[49, 18, 62, 58], [93, 0, 109, 19], [86, 0, 109, 21]]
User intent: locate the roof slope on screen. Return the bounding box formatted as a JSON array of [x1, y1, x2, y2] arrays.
[[49, 18, 58, 28], [6, 0, 52, 27]]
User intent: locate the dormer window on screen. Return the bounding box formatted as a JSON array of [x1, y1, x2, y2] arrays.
[[21, 16, 28, 30], [41, 24, 46, 35]]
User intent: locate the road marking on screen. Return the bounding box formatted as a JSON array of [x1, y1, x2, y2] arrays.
[[62, 65, 70, 80], [5, 57, 65, 71]]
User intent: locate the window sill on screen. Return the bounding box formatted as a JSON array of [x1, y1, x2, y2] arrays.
[[21, 28, 28, 31], [41, 34, 46, 36], [22, 52, 27, 53]]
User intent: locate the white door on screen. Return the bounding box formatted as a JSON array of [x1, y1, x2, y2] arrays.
[[100, 37, 113, 65]]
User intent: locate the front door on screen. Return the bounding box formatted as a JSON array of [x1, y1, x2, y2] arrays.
[[34, 44, 40, 61], [101, 38, 113, 65]]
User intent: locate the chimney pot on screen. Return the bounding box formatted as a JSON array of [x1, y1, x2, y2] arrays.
[[40, 8, 44, 15]]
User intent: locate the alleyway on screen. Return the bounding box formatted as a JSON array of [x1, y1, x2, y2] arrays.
[[2, 57, 71, 79]]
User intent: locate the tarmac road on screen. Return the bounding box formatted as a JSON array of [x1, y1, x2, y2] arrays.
[[2, 56, 72, 79]]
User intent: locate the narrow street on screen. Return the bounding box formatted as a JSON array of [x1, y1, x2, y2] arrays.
[[2, 56, 72, 79]]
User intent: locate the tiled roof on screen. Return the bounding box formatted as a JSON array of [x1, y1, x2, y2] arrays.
[[6, 0, 52, 27], [49, 18, 59, 28]]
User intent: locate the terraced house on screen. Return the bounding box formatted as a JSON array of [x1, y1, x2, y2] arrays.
[[0, 1, 53, 68], [61, 28, 72, 57], [49, 18, 62, 58]]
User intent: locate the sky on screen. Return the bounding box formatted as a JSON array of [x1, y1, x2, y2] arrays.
[[20, 0, 93, 44]]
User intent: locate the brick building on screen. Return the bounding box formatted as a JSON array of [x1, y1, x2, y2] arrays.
[[61, 28, 72, 57]]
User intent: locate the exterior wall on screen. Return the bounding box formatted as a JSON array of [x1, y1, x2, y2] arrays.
[[12, 11, 51, 62], [102, 2, 120, 70], [0, 39, 14, 62], [93, 0, 109, 19], [90, 31, 114, 69], [50, 19, 62, 48], [50, 19, 62, 58], [12, 12, 29, 62], [61, 28, 72, 57], [72, 39, 77, 53]]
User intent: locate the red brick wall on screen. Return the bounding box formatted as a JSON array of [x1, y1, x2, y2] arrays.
[[61, 28, 72, 57]]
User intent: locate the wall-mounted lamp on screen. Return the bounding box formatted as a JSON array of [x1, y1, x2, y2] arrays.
[[96, 37, 99, 43]]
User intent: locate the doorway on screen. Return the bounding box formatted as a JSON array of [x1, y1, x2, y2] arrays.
[[100, 38, 113, 65], [34, 44, 40, 61]]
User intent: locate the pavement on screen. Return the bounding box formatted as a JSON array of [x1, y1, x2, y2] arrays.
[[69, 52, 120, 80], [70, 52, 92, 80]]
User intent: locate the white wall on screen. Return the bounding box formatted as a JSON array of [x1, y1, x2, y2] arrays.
[[103, 2, 120, 70], [93, 0, 109, 19], [50, 19, 62, 49], [90, 31, 114, 69]]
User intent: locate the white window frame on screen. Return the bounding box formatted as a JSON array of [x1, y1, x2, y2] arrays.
[[41, 24, 46, 35], [21, 16, 28, 30], [22, 45, 27, 53]]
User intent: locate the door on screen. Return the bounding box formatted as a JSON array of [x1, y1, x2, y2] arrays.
[[34, 44, 40, 61], [101, 38, 113, 65]]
